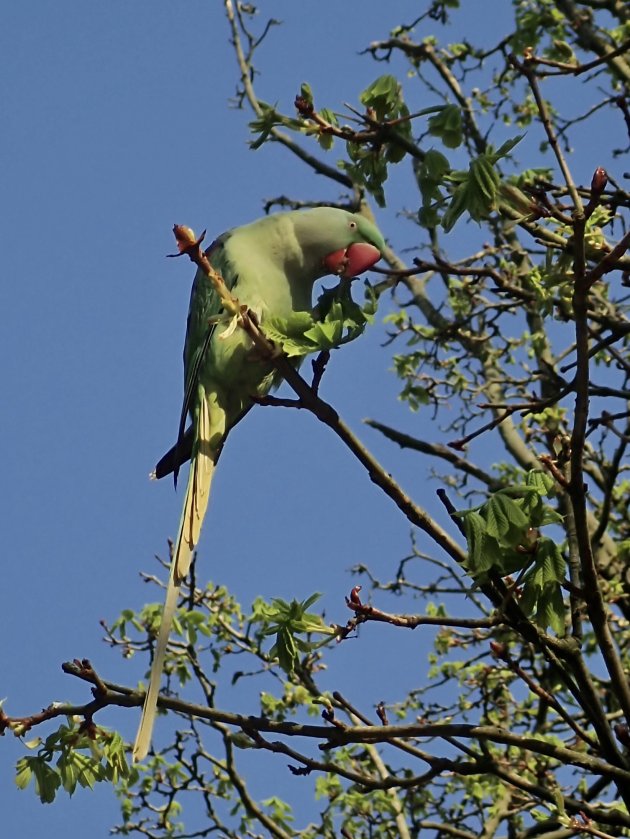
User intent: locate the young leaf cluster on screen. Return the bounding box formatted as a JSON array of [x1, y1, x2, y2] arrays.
[[252, 593, 335, 674], [442, 136, 524, 231], [15, 721, 132, 804], [459, 470, 566, 633], [263, 279, 376, 358]]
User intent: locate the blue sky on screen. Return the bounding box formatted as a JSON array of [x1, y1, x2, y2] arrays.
[[3, 1, 617, 834]]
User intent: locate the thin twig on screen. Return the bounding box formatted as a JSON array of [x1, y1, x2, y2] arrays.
[[510, 54, 583, 214]]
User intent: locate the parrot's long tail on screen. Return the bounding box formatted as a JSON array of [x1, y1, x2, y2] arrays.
[[133, 396, 218, 762]]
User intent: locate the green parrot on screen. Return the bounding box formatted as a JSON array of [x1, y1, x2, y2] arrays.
[[133, 207, 385, 761]]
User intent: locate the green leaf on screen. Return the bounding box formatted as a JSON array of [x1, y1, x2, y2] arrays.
[[256, 594, 334, 674], [485, 495, 511, 540], [428, 104, 463, 148], [423, 149, 451, 179], [264, 280, 374, 357], [416, 149, 451, 227], [360, 74, 403, 121], [537, 539, 566, 584], [441, 182, 468, 232], [462, 509, 484, 563], [457, 470, 566, 582], [470, 156, 500, 202], [31, 757, 61, 804], [15, 758, 33, 791], [15, 720, 132, 803], [317, 108, 338, 151], [463, 511, 495, 573], [262, 312, 317, 357], [534, 585, 566, 635], [441, 136, 522, 230], [299, 82, 313, 108], [547, 585, 567, 636], [248, 101, 282, 150], [520, 542, 566, 635], [418, 205, 441, 228], [59, 757, 78, 795], [490, 134, 524, 162], [303, 318, 343, 348], [270, 627, 299, 673], [301, 591, 323, 611], [526, 470, 555, 496], [539, 507, 564, 526], [519, 580, 538, 617], [340, 154, 388, 207], [231, 732, 256, 750], [492, 493, 530, 536], [554, 786, 567, 816]]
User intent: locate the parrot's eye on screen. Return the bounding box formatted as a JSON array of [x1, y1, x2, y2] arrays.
[[349, 221, 357, 230]]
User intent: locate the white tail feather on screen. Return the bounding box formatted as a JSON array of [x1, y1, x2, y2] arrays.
[[177, 397, 214, 583], [132, 557, 182, 763], [133, 394, 219, 762]]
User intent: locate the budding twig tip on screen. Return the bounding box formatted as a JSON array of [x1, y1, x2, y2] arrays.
[[168, 225, 207, 259]]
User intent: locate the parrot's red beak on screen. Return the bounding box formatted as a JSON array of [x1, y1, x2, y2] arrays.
[[323, 242, 381, 278]]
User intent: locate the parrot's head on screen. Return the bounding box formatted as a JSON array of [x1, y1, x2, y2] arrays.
[[293, 207, 385, 280]]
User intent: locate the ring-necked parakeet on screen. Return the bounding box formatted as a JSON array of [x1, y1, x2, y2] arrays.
[[133, 207, 384, 761]]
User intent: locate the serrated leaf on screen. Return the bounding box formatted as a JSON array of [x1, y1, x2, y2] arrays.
[[526, 470, 555, 495], [424, 148, 451, 178], [485, 496, 510, 540], [519, 581, 538, 617], [538, 539, 566, 583], [271, 627, 299, 673], [553, 787, 567, 815], [385, 141, 406, 164], [491, 134, 524, 162], [317, 132, 334, 151], [317, 108, 338, 151], [464, 511, 505, 574], [539, 508, 564, 526], [470, 156, 499, 202], [464, 510, 486, 567], [547, 584, 567, 636], [535, 586, 561, 633], [496, 493, 530, 529], [76, 762, 97, 791], [303, 318, 343, 348], [15, 758, 33, 791], [248, 102, 282, 150], [319, 107, 337, 126], [428, 104, 463, 148], [418, 205, 441, 228], [59, 758, 78, 795], [483, 493, 530, 548], [31, 758, 61, 804], [360, 74, 402, 120], [466, 185, 494, 222], [301, 592, 322, 611], [442, 182, 468, 232], [262, 313, 317, 357]]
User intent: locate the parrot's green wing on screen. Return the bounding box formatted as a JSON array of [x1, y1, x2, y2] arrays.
[[172, 235, 237, 486]]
